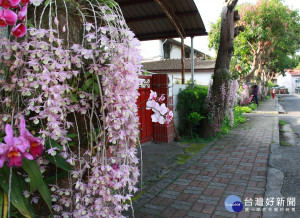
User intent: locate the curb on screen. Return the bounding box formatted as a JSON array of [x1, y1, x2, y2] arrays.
[[250, 111, 278, 115], [263, 117, 284, 218]]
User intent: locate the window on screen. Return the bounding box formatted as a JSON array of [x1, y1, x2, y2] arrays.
[[185, 49, 190, 58], [163, 43, 171, 59], [296, 78, 300, 88]]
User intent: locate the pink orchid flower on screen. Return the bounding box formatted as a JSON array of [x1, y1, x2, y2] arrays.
[[165, 110, 173, 125], [159, 103, 169, 115], [11, 23, 26, 37], [0, 142, 8, 168], [0, 9, 17, 27], [146, 99, 158, 110], [149, 90, 157, 101], [112, 163, 118, 170], [17, 5, 27, 21], [0, 0, 20, 9], [21, 0, 29, 5], [20, 117, 44, 158], [157, 94, 165, 104], [1, 124, 33, 168]]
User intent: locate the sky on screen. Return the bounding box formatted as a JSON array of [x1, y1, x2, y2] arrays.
[[186, 0, 300, 57]]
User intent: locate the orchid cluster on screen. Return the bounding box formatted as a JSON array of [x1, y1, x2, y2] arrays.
[[0, 1, 145, 216], [146, 90, 173, 125], [206, 79, 239, 130], [0, 28, 81, 149], [225, 80, 239, 126], [61, 19, 142, 216], [239, 84, 250, 105], [0, 0, 38, 37], [0, 117, 43, 168], [0, 0, 169, 216]]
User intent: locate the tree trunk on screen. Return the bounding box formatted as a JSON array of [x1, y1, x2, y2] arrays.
[[206, 0, 239, 127]]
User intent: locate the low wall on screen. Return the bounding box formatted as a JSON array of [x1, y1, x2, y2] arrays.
[[172, 84, 188, 132]]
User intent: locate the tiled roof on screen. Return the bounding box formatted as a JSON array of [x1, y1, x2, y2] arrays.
[[166, 39, 209, 57], [142, 58, 215, 72], [286, 69, 300, 75]]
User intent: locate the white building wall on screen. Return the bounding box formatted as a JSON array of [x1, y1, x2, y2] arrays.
[[170, 45, 182, 59], [277, 73, 292, 93], [140, 40, 162, 61], [291, 76, 300, 93], [170, 72, 212, 85]]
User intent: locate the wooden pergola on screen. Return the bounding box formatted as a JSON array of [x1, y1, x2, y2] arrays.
[[115, 0, 208, 84]]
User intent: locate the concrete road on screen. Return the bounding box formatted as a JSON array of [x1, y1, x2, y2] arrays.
[[279, 94, 300, 135], [270, 94, 300, 217]]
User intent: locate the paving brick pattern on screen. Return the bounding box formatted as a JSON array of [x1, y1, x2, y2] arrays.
[[134, 116, 274, 218]]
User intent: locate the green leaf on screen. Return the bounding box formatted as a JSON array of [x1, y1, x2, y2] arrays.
[[44, 171, 69, 184], [45, 154, 72, 172], [82, 84, 88, 91], [45, 138, 63, 150], [21, 160, 53, 216], [0, 166, 36, 218], [21, 159, 43, 192], [66, 133, 78, 139], [68, 142, 76, 147], [84, 78, 94, 87], [94, 82, 100, 94], [70, 94, 79, 103], [0, 188, 3, 218], [37, 182, 52, 216]]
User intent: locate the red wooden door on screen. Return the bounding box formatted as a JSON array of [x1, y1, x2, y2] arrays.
[[137, 76, 153, 143], [152, 74, 174, 143]]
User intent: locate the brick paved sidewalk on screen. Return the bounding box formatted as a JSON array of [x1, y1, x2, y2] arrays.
[[133, 116, 275, 218]]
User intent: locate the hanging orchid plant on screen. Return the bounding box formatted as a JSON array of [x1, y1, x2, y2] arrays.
[[0, 0, 173, 217]]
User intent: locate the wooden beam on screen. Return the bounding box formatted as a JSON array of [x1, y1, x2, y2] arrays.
[[118, 0, 153, 7], [126, 11, 198, 23], [135, 30, 207, 41], [154, 0, 186, 38], [147, 68, 215, 73], [181, 37, 185, 84]]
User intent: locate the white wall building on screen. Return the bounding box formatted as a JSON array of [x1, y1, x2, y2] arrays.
[[277, 69, 300, 94], [142, 58, 215, 85], [141, 39, 211, 62]]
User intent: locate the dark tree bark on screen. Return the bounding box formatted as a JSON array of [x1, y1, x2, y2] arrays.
[[206, 0, 239, 127]]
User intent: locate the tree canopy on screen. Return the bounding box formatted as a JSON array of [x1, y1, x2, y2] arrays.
[[209, 0, 300, 82]]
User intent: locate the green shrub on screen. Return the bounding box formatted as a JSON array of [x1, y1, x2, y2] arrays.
[[235, 105, 252, 113], [248, 103, 257, 111], [177, 85, 208, 135], [235, 103, 257, 114], [219, 106, 247, 135], [187, 112, 205, 125], [267, 81, 275, 89]]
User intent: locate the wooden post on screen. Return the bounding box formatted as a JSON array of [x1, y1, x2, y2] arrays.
[[181, 37, 185, 84], [191, 36, 194, 88]]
